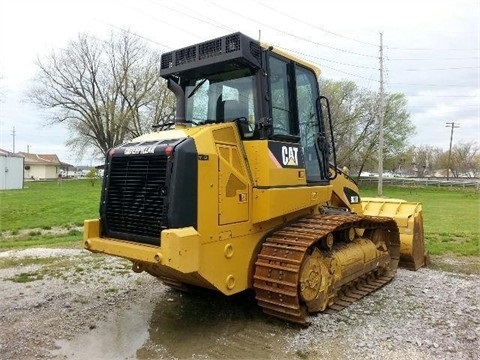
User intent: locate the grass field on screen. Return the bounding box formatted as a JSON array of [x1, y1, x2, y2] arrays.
[[0, 179, 100, 249], [0, 179, 100, 231], [360, 185, 479, 256], [1, 180, 479, 256]]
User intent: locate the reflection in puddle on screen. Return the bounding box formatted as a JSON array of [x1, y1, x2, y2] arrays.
[[54, 288, 294, 359], [138, 289, 290, 359], [53, 302, 155, 359]]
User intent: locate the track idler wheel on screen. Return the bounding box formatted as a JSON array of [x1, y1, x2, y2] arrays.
[[299, 248, 332, 312], [343, 227, 356, 242]]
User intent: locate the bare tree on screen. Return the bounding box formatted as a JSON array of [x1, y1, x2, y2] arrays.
[[409, 145, 443, 177], [446, 141, 480, 178], [27, 31, 175, 158]]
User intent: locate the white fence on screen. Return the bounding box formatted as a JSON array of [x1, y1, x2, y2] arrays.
[[357, 177, 480, 190]]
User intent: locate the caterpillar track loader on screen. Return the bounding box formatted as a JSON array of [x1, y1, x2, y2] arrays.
[[84, 32, 427, 324]]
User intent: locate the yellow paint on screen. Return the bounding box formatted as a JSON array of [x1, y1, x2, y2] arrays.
[[362, 198, 425, 269], [329, 170, 363, 214], [161, 227, 200, 273], [252, 186, 331, 223], [84, 119, 424, 297], [243, 141, 307, 187], [84, 121, 338, 294], [261, 43, 321, 78]]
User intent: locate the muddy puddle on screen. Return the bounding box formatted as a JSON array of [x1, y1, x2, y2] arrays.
[[54, 288, 298, 359]]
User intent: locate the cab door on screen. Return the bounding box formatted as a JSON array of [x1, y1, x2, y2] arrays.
[[267, 53, 330, 184]]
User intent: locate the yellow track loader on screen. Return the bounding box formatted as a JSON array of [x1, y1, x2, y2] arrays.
[[84, 32, 427, 324]]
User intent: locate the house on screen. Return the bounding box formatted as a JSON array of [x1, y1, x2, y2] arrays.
[[0, 148, 24, 190], [60, 162, 76, 177], [18, 152, 62, 180]]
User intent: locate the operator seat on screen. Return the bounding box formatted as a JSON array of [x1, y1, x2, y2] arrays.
[[222, 99, 250, 137], [223, 99, 244, 120]]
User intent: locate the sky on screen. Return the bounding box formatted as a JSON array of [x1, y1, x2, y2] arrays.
[[0, 0, 478, 165]]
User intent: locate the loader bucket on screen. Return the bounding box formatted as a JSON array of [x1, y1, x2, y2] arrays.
[[361, 197, 427, 270]]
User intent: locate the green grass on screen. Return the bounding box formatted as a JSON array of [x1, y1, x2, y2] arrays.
[[0, 232, 84, 250], [0, 256, 61, 270], [0, 253, 133, 283], [0, 180, 479, 257], [0, 179, 100, 232], [0, 179, 100, 250], [360, 185, 480, 256], [7, 271, 45, 283]]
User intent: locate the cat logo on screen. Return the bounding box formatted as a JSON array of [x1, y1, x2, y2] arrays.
[[268, 141, 304, 168], [282, 146, 299, 166]]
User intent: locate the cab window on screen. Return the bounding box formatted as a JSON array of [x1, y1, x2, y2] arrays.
[[295, 65, 327, 182], [184, 70, 257, 137], [268, 56, 292, 136]]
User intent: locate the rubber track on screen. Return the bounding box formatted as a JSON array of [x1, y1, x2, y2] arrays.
[[253, 214, 400, 325]]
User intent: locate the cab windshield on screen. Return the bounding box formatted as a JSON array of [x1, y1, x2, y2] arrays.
[[184, 69, 257, 137]]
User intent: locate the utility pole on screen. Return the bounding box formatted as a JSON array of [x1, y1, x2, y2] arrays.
[[445, 122, 459, 180], [11, 126, 16, 153], [377, 32, 385, 197]]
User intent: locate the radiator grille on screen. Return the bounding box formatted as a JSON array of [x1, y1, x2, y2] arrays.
[[103, 154, 168, 245]]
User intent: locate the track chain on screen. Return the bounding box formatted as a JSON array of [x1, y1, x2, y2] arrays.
[[253, 213, 400, 325]]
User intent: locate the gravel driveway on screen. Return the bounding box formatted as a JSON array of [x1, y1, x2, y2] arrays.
[[0, 248, 478, 359]]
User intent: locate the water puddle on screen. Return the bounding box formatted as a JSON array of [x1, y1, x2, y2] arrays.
[[54, 289, 296, 359], [53, 302, 155, 359]]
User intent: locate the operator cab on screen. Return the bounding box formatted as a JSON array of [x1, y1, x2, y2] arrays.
[[160, 32, 332, 183]]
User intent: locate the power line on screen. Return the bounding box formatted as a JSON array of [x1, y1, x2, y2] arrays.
[[96, 21, 173, 50], [320, 63, 379, 82], [401, 66, 480, 71], [404, 94, 478, 98], [389, 57, 480, 61], [98, 4, 477, 94], [390, 82, 474, 87], [150, 1, 235, 34], [118, 0, 210, 42], [273, 45, 378, 70], [258, 2, 377, 47], [407, 105, 479, 108], [388, 46, 479, 51], [210, 2, 377, 58]]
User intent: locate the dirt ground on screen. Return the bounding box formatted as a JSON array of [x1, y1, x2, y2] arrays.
[[0, 248, 478, 360]]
